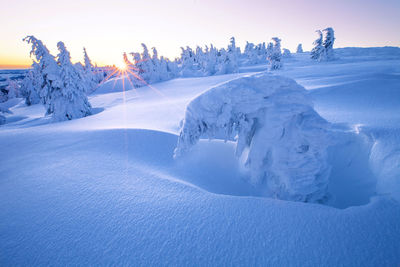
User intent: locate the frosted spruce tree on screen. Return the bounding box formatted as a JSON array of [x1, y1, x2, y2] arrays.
[[128, 45, 178, 84], [296, 44, 303, 53], [158, 56, 169, 81], [55, 41, 92, 121], [20, 67, 40, 106], [322, 27, 335, 60], [83, 47, 99, 93], [83, 47, 93, 73], [135, 43, 157, 83], [311, 30, 325, 61], [204, 44, 218, 75], [151, 47, 161, 82], [268, 37, 282, 70], [266, 42, 273, 61], [282, 48, 292, 58], [166, 58, 179, 78], [4, 78, 19, 99], [195, 46, 205, 69], [180, 46, 198, 77], [122, 52, 142, 87], [225, 37, 239, 73], [244, 41, 268, 65], [23, 35, 62, 115], [244, 42, 258, 65]]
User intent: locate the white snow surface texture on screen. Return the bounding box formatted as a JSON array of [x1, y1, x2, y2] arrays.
[[1, 47, 400, 266], [175, 73, 331, 202]]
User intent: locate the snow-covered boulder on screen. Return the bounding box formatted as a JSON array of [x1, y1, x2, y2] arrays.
[[174, 73, 332, 203]]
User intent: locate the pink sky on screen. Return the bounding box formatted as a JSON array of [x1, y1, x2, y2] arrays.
[[0, 0, 399, 68]]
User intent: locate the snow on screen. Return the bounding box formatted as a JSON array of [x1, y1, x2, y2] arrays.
[[174, 73, 332, 203], [1, 48, 400, 265]]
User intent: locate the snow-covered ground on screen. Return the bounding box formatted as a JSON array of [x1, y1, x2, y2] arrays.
[[1, 49, 400, 265]]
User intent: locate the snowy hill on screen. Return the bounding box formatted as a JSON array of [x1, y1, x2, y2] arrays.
[[1, 48, 400, 265]]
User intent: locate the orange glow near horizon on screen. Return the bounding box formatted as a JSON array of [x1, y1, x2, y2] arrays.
[[0, 0, 399, 69], [0, 64, 31, 69], [0, 56, 32, 69]]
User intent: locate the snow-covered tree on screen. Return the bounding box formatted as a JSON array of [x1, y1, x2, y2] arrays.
[[123, 52, 135, 71], [244, 41, 257, 65], [121, 52, 144, 87], [203, 44, 218, 75], [215, 48, 228, 75], [82, 47, 101, 93], [158, 56, 169, 81], [166, 58, 180, 78], [127, 45, 178, 84], [135, 43, 158, 83], [256, 43, 267, 61], [130, 52, 141, 65], [243, 41, 268, 65], [322, 27, 335, 60], [282, 48, 292, 58], [226, 37, 239, 73], [174, 73, 332, 203], [266, 42, 274, 61], [83, 47, 93, 73], [4, 78, 20, 99], [195, 46, 205, 68], [296, 44, 303, 53], [311, 28, 335, 61], [311, 30, 325, 61], [151, 47, 162, 82], [23, 35, 62, 115], [180, 46, 199, 77], [54, 41, 92, 121], [19, 67, 40, 106], [268, 37, 282, 70]]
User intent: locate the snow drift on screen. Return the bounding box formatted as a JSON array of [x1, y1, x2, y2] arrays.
[[174, 73, 332, 203]]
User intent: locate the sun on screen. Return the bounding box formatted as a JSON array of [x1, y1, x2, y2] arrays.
[[115, 60, 128, 71]]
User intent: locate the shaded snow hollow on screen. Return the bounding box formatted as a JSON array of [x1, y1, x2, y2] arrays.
[[175, 73, 332, 203]]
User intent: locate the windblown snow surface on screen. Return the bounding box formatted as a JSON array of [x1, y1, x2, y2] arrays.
[[1, 48, 400, 266]]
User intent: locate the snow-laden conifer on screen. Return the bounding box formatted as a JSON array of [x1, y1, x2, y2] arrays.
[[23, 35, 62, 115], [323, 27, 335, 60], [20, 67, 40, 105], [268, 37, 282, 70], [54, 41, 92, 121], [282, 48, 292, 58], [5, 78, 19, 99], [311, 30, 325, 61], [296, 44, 303, 53], [83, 47, 101, 93]]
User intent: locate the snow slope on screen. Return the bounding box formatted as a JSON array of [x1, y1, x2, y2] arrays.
[[1, 48, 400, 265]]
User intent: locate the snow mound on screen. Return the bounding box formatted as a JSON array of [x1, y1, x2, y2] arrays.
[[369, 129, 400, 202], [174, 72, 332, 203]]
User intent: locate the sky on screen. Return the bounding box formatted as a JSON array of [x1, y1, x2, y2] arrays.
[[0, 0, 399, 68]]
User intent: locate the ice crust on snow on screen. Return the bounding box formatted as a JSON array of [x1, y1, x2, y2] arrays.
[[175, 73, 332, 202]]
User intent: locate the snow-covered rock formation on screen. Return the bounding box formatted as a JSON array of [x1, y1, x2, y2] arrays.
[[174, 73, 332, 203]]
